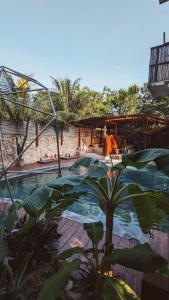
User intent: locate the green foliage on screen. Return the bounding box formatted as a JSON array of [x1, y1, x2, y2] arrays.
[[103, 277, 140, 300], [7, 217, 60, 273], [0, 228, 8, 263], [105, 243, 169, 274], [84, 222, 104, 247], [140, 84, 169, 118], [37, 260, 81, 300], [35, 149, 169, 299], [0, 187, 64, 300], [122, 148, 169, 170], [103, 84, 141, 116], [38, 221, 169, 300]]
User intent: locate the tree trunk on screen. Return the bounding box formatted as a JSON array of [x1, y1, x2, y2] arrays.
[[105, 208, 114, 258]]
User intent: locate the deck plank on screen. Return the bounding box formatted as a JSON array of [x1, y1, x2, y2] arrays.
[[123, 239, 143, 295], [144, 230, 169, 292], [113, 236, 130, 281], [58, 219, 143, 295], [57, 221, 82, 252]]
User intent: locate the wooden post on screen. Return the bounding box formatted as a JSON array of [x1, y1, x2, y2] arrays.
[[100, 128, 103, 146], [144, 135, 147, 149], [103, 125, 107, 137], [61, 124, 63, 146], [115, 123, 118, 136], [143, 119, 147, 148], [78, 126, 81, 148], [163, 32, 166, 44], [91, 128, 93, 146], [35, 123, 39, 147]]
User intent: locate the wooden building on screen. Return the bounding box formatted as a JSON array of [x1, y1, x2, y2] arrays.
[[148, 38, 169, 98], [73, 114, 169, 152]]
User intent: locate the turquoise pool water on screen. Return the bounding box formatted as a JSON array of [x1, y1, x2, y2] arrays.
[[0, 167, 169, 242]]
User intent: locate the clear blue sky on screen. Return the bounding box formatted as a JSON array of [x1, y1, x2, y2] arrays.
[[0, 0, 169, 91]]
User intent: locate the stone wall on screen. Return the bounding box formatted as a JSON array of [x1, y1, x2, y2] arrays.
[[0, 119, 99, 167]]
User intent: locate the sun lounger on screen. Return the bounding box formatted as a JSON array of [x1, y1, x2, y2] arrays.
[[37, 159, 58, 163], [59, 155, 79, 160]]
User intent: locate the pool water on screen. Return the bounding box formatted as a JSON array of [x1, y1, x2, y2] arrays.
[[0, 167, 169, 242], [0, 169, 69, 199]]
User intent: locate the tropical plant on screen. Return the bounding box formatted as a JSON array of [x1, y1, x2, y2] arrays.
[[140, 83, 169, 118], [0, 184, 84, 299], [0, 205, 61, 300], [35, 148, 169, 299], [51, 77, 81, 124], [0, 77, 32, 160]]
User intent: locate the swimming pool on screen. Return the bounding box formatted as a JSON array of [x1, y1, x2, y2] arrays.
[[0, 166, 169, 242]]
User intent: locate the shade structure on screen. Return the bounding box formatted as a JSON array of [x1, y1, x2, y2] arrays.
[[148, 42, 169, 98], [159, 0, 169, 4]]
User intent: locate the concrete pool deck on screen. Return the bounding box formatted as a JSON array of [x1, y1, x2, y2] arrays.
[[1, 153, 121, 179]]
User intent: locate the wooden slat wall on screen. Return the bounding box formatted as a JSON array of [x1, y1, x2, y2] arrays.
[[149, 43, 169, 83]]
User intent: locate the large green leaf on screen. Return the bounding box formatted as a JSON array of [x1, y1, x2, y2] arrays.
[[82, 176, 111, 213], [23, 186, 55, 217], [103, 277, 140, 300], [58, 247, 85, 260], [3, 201, 22, 232], [84, 222, 104, 246], [155, 154, 169, 176], [124, 184, 169, 233], [122, 165, 169, 192], [46, 191, 86, 219], [106, 243, 169, 275], [71, 156, 109, 176], [122, 148, 169, 169], [37, 260, 81, 300], [0, 228, 8, 263], [47, 175, 85, 191]]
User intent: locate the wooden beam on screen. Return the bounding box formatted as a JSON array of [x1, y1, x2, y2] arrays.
[[61, 124, 63, 146], [115, 123, 118, 135], [91, 128, 93, 146], [103, 125, 107, 137], [78, 127, 81, 148], [100, 128, 103, 146], [35, 123, 39, 147]]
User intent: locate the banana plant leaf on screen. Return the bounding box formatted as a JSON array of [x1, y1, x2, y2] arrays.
[[84, 221, 104, 246], [70, 156, 109, 177], [58, 247, 85, 260], [121, 165, 169, 192], [103, 277, 140, 300], [123, 183, 169, 233], [45, 191, 86, 219], [48, 175, 98, 204], [23, 186, 56, 217], [3, 201, 23, 232], [105, 243, 169, 276], [37, 260, 81, 300], [0, 228, 8, 263], [47, 175, 85, 191], [155, 154, 169, 176], [121, 148, 169, 174]]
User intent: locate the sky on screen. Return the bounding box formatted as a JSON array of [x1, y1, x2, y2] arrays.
[[0, 0, 169, 91]]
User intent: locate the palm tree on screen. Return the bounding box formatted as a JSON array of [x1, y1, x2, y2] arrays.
[[51, 77, 81, 124], [0, 77, 31, 161]]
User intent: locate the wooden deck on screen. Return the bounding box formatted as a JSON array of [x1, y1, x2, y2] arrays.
[[57, 217, 143, 296], [0, 203, 169, 296]]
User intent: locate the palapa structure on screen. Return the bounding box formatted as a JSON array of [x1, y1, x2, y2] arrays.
[[73, 114, 169, 151]]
